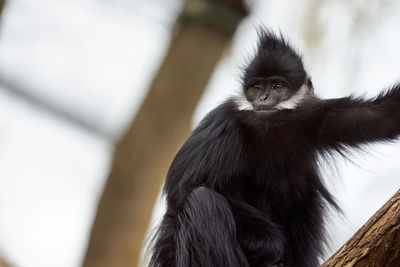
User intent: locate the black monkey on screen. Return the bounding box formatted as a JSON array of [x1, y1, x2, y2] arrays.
[[149, 29, 400, 267]]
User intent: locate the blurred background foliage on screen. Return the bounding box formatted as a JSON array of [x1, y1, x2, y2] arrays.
[[0, 0, 400, 266]]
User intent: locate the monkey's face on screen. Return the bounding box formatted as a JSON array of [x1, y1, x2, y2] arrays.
[[236, 29, 313, 112], [244, 76, 295, 111]]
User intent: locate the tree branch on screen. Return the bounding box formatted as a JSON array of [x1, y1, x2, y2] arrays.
[[321, 189, 400, 266]]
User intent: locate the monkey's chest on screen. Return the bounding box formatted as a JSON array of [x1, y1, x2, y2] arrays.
[[242, 160, 314, 213], [246, 122, 309, 154]]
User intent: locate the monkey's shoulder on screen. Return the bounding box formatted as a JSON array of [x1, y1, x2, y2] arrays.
[[170, 101, 240, 160], [192, 100, 241, 138]]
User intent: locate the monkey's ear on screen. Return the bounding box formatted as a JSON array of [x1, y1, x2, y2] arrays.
[[306, 77, 314, 93]]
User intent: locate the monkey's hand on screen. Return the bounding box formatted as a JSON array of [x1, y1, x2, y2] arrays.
[[241, 222, 285, 265], [229, 197, 285, 265]]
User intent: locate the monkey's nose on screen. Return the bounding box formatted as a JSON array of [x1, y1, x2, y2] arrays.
[[259, 95, 268, 101]]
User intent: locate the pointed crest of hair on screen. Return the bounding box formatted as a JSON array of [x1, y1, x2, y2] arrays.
[[242, 27, 307, 91], [256, 27, 291, 52]]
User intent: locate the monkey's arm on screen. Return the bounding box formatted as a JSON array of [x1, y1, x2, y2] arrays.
[[151, 103, 251, 267], [317, 84, 400, 148], [164, 103, 245, 207]]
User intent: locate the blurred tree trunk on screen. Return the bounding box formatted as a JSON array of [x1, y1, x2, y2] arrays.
[[83, 1, 247, 267], [322, 189, 400, 266], [0, 259, 9, 267], [0, 0, 5, 21], [0, 0, 4, 16], [0, 3, 6, 266]]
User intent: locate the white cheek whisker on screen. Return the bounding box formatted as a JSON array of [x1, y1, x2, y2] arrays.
[[233, 94, 254, 111], [233, 83, 310, 111], [274, 84, 309, 110]]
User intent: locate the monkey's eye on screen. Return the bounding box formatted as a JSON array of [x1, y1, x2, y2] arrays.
[[251, 84, 260, 91], [272, 83, 283, 91]]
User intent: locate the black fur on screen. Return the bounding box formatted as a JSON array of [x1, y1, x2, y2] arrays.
[[149, 29, 400, 267]]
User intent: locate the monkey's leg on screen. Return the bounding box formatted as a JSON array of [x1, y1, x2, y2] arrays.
[[283, 195, 325, 267], [175, 187, 249, 267], [228, 197, 285, 266]]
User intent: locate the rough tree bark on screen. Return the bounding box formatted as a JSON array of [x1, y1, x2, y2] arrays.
[[322, 189, 400, 267], [83, 1, 247, 267]]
